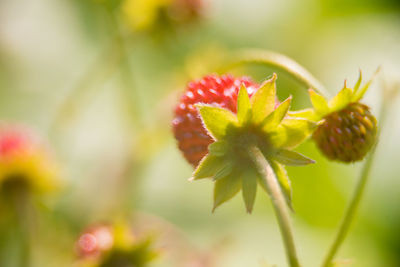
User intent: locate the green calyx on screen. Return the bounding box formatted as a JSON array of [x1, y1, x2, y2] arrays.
[[291, 69, 380, 122], [191, 73, 317, 213]]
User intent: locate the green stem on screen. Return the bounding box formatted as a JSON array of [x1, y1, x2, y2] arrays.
[[246, 144, 301, 267], [321, 145, 377, 267], [321, 104, 388, 267], [219, 49, 330, 97]]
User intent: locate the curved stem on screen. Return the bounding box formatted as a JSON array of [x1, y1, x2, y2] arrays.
[[321, 144, 377, 267], [219, 49, 330, 97], [246, 144, 301, 267], [321, 103, 388, 267]]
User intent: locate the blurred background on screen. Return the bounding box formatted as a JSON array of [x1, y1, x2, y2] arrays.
[[0, 0, 400, 266]]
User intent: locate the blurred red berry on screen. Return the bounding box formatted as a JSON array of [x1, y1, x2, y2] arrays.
[[77, 225, 114, 258], [172, 74, 259, 166]]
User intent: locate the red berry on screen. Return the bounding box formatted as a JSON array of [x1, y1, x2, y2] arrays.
[[0, 127, 33, 158], [172, 74, 259, 166], [77, 225, 114, 258]]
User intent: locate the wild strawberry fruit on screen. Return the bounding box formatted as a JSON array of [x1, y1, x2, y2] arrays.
[[292, 70, 379, 163], [76, 222, 158, 267], [0, 125, 59, 194], [312, 103, 377, 162], [174, 73, 317, 213], [77, 225, 114, 259], [172, 74, 259, 166]]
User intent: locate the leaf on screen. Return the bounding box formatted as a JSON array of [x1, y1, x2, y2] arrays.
[[242, 167, 258, 213], [213, 171, 242, 212], [213, 161, 234, 181], [237, 84, 252, 125], [191, 154, 225, 180], [329, 86, 353, 111], [196, 104, 238, 140], [251, 73, 277, 124], [288, 108, 317, 121], [271, 149, 315, 166], [268, 118, 318, 149], [208, 140, 229, 156], [261, 96, 292, 131], [309, 89, 329, 116]]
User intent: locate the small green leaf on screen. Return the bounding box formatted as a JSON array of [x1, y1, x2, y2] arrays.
[[268, 118, 318, 149], [251, 73, 277, 124], [242, 167, 258, 213], [208, 140, 229, 156], [309, 89, 329, 116], [329, 86, 353, 111], [196, 104, 238, 140], [213, 171, 241, 212], [237, 84, 252, 125], [288, 108, 317, 121], [192, 154, 224, 180], [213, 161, 234, 181], [261, 96, 292, 131], [272, 149, 315, 166]]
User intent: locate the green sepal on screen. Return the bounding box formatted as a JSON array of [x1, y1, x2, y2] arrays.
[[271, 149, 315, 166], [261, 96, 292, 131], [352, 69, 363, 95], [196, 104, 238, 140], [191, 154, 225, 180], [309, 89, 329, 116], [352, 68, 380, 102], [213, 161, 234, 181], [237, 84, 252, 125], [329, 84, 353, 111], [268, 118, 318, 149], [242, 167, 258, 213], [208, 140, 229, 156], [251, 73, 277, 124], [213, 170, 242, 212], [288, 108, 317, 121]]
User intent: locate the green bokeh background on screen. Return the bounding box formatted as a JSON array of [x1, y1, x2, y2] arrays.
[[0, 0, 399, 266]]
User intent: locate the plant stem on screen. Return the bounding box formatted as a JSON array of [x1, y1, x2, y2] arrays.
[[321, 102, 389, 267], [246, 144, 301, 267], [219, 49, 330, 97], [321, 145, 377, 267]]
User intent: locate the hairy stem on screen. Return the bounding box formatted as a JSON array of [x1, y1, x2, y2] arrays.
[[220, 49, 329, 97], [246, 144, 301, 267]]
